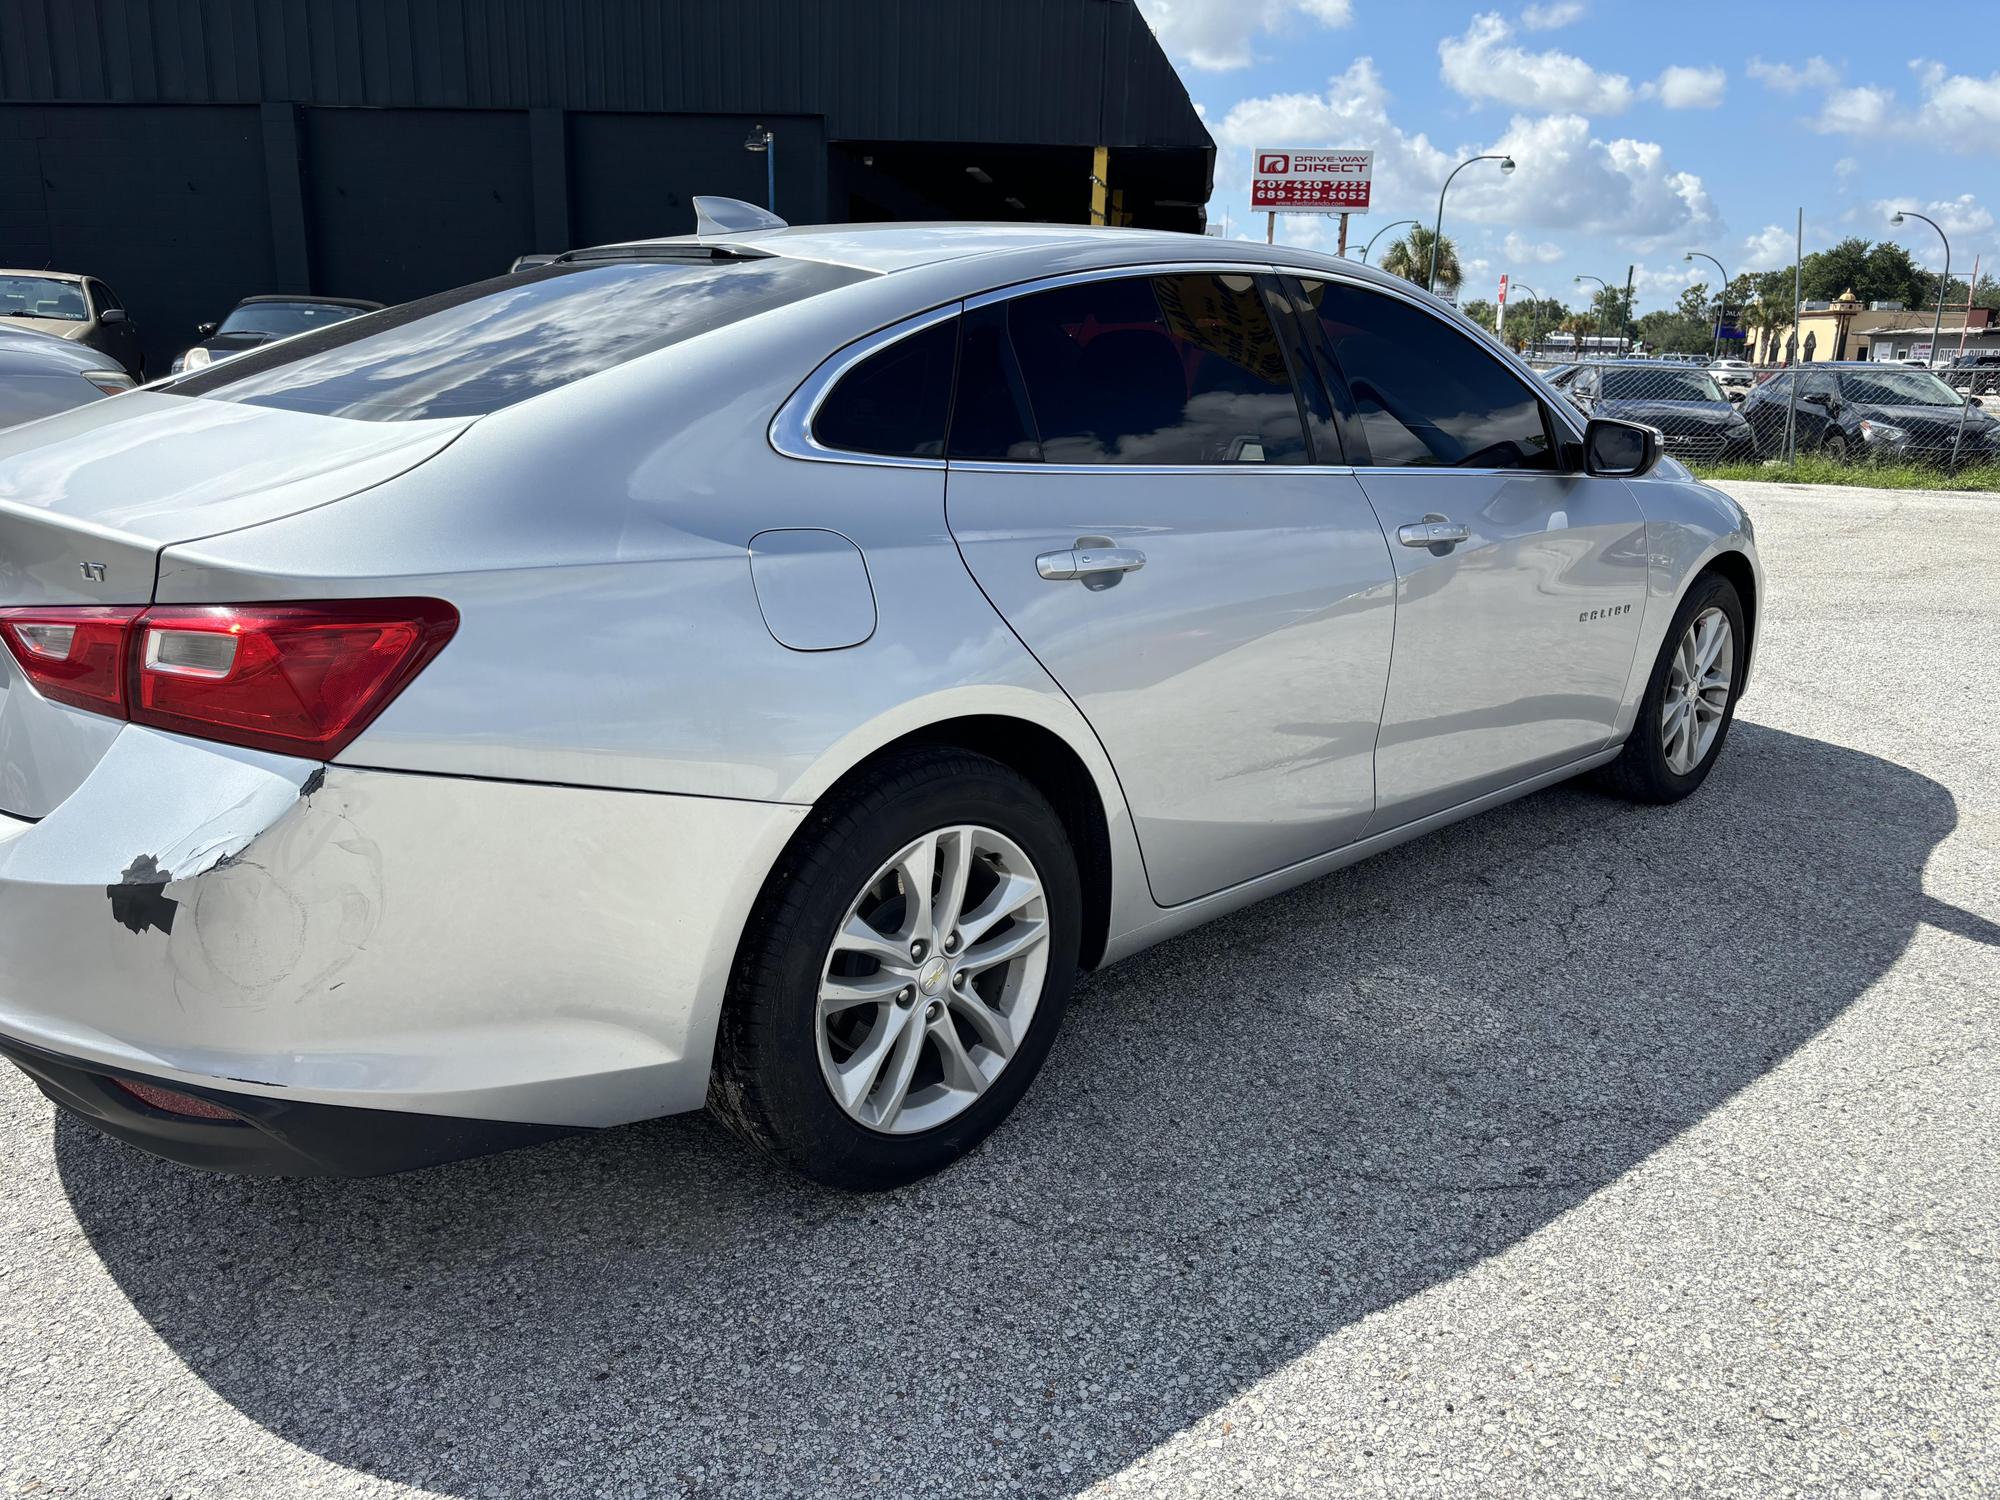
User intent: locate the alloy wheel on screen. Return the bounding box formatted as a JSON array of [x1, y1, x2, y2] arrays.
[[815, 825, 1050, 1135], [1661, 606, 1733, 775]]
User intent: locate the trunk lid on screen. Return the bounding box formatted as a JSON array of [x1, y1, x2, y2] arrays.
[[0, 390, 469, 816]]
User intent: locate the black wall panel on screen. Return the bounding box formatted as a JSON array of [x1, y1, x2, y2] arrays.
[[566, 111, 824, 247], [0, 102, 272, 372], [301, 106, 532, 303]]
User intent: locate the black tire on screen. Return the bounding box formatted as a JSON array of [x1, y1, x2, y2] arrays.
[[709, 747, 1081, 1190], [1598, 571, 1747, 804]]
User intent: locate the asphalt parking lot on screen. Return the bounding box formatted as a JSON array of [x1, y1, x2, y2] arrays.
[[4, 478, 1997, 1500]]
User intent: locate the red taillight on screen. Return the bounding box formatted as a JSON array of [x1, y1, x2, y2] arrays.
[[0, 599, 457, 760], [0, 607, 144, 713]]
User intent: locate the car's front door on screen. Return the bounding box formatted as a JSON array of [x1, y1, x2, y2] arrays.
[[1292, 275, 1650, 829], [84, 280, 140, 376], [945, 270, 1397, 907]]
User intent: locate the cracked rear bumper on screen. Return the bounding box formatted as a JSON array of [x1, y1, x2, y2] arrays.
[[0, 1032, 572, 1175], [0, 725, 809, 1145]]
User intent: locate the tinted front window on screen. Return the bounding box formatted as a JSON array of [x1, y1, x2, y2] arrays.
[[219, 301, 372, 340], [0, 276, 87, 321], [1837, 370, 1961, 406], [174, 256, 870, 421], [1600, 368, 1725, 402], [1003, 274, 1307, 465], [1304, 281, 1554, 470], [811, 316, 958, 459]]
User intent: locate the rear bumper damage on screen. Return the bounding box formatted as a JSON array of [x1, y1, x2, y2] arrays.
[[0, 726, 809, 1170]]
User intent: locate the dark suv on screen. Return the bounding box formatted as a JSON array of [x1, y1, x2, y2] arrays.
[[1740, 363, 2000, 464]]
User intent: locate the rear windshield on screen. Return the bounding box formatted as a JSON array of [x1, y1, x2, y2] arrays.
[[1600, 368, 1724, 403], [171, 256, 871, 421]]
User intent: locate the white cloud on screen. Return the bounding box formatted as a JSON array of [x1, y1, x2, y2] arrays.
[[1135, 0, 1351, 72], [1814, 84, 1892, 136], [1631, 261, 1706, 299], [1834, 157, 1860, 188], [1215, 60, 1712, 254], [1502, 232, 1565, 264], [1796, 60, 2000, 154], [1874, 192, 1995, 239], [1745, 56, 1840, 94], [1438, 12, 1634, 114], [1520, 1, 1586, 31], [1645, 65, 1726, 110], [1740, 224, 1797, 272]]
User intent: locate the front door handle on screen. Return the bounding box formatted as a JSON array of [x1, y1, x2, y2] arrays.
[[1397, 519, 1471, 548], [1037, 546, 1147, 581]]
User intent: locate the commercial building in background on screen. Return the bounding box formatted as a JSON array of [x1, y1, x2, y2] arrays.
[[0, 0, 1214, 371]]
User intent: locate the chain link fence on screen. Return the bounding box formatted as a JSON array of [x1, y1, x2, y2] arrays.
[[1520, 353, 2000, 479]]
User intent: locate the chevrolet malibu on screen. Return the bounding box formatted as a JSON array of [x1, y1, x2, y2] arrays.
[[0, 206, 1761, 1189]]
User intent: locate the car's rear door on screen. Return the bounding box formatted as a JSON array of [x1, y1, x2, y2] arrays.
[[1290, 274, 1649, 829], [944, 268, 1396, 907]]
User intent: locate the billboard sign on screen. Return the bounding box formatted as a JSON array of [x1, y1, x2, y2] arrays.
[[1250, 149, 1373, 212]]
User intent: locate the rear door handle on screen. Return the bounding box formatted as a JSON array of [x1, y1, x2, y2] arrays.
[[1037, 546, 1147, 581], [1397, 519, 1471, 548]]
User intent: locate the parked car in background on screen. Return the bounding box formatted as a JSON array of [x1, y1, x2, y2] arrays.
[[1740, 363, 2000, 463], [1708, 358, 1755, 400], [1564, 361, 1756, 466], [0, 324, 136, 428], [1942, 351, 2000, 400], [0, 270, 144, 379], [0, 211, 1761, 1190], [170, 294, 384, 375]]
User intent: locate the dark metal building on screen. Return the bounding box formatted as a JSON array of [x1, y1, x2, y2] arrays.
[[0, 0, 1214, 370]]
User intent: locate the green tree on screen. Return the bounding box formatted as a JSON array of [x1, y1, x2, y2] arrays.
[[1459, 297, 1497, 332], [1797, 237, 1925, 307], [1379, 227, 1461, 295], [1586, 285, 1636, 348], [1558, 312, 1597, 358]]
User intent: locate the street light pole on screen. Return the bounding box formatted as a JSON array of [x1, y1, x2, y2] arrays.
[[1574, 274, 1610, 355], [1891, 209, 1951, 367], [1429, 154, 1515, 293], [1359, 218, 1419, 264], [1509, 281, 1541, 353], [1684, 250, 1730, 359]]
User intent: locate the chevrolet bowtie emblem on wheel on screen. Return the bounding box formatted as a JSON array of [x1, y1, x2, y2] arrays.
[[79, 561, 108, 582]]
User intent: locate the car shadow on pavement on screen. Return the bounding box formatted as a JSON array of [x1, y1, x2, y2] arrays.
[[51, 722, 1981, 1498]]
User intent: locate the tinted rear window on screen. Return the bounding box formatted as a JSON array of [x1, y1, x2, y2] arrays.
[[172, 256, 871, 421], [811, 316, 959, 459]]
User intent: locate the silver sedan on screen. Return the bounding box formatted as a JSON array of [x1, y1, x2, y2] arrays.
[[0, 208, 1761, 1188]]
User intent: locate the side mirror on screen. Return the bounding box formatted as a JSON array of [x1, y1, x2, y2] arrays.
[[1583, 417, 1660, 478], [195, 321, 218, 337], [1728, 389, 1746, 403], [98, 307, 127, 324], [1802, 391, 1831, 408]]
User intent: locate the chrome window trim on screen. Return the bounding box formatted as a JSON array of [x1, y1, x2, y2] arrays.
[[960, 260, 1284, 312], [948, 460, 1359, 477], [768, 303, 962, 469]]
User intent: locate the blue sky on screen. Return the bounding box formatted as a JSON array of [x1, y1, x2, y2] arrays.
[[1135, 1, 1999, 311]]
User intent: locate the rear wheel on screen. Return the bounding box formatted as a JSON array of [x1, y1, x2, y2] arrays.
[[1821, 430, 1850, 462], [1599, 572, 1746, 804], [710, 748, 1080, 1190]]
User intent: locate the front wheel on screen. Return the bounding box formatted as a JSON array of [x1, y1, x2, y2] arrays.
[[710, 748, 1080, 1190], [1599, 572, 1746, 804]]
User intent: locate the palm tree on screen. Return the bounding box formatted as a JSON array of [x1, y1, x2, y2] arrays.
[[1378, 226, 1462, 296], [1558, 312, 1597, 360]]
